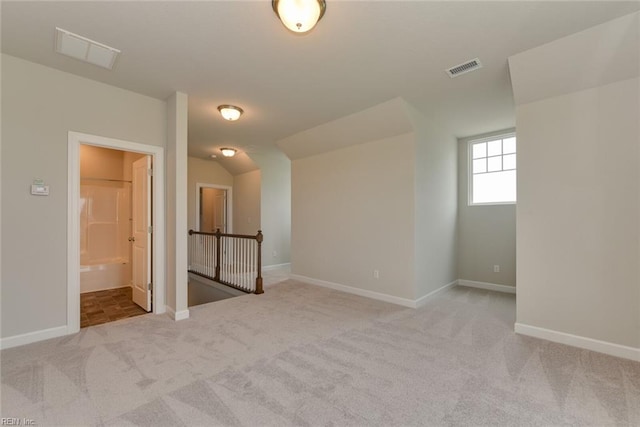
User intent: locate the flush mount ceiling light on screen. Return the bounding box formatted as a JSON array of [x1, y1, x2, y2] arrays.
[[220, 148, 237, 157], [55, 27, 120, 70], [272, 0, 326, 33], [217, 105, 243, 121]]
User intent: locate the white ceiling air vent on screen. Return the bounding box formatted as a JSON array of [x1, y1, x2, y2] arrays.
[[446, 58, 482, 78], [55, 27, 120, 70]]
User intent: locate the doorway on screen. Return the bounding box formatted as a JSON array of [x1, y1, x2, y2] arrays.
[[68, 132, 166, 334], [196, 183, 232, 233], [77, 146, 151, 327]]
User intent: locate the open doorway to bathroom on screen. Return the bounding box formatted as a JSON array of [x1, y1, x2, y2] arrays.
[[78, 145, 151, 328]]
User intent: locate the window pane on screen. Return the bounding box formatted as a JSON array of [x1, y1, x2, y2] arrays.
[[487, 156, 502, 172], [503, 137, 516, 154], [473, 158, 486, 173], [487, 139, 502, 156], [472, 142, 486, 159], [503, 153, 516, 170], [472, 170, 516, 204]]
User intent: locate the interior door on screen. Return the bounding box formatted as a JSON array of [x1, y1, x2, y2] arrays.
[[200, 188, 227, 233], [213, 190, 227, 233], [131, 155, 152, 311], [200, 188, 216, 232]]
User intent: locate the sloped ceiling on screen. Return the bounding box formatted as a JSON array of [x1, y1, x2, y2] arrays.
[[2, 1, 640, 173], [509, 12, 639, 106], [277, 97, 415, 160]]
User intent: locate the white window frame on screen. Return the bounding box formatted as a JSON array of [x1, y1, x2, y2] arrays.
[[468, 132, 517, 206]]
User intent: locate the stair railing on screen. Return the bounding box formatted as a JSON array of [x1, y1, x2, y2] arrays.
[[188, 229, 263, 294]]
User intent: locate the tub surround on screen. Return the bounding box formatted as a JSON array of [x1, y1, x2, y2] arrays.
[[80, 260, 132, 293]]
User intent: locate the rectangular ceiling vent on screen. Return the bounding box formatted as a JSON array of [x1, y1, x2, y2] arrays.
[[55, 27, 121, 70], [446, 58, 482, 78]]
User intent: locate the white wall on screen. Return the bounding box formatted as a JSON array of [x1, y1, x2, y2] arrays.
[[516, 77, 639, 349], [457, 130, 516, 287], [249, 151, 291, 267], [407, 106, 458, 298], [187, 157, 233, 231], [1, 54, 166, 339], [233, 170, 261, 235], [291, 133, 416, 300], [510, 12, 640, 356], [165, 92, 189, 319]]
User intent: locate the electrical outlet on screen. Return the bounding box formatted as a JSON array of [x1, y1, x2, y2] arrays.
[[272, 250, 278, 258], [493, 265, 500, 273], [373, 270, 380, 279]]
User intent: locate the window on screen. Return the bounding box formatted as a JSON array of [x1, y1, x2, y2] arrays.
[[469, 134, 516, 205]]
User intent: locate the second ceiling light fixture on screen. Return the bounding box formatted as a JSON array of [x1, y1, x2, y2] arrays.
[[272, 0, 326, 33]]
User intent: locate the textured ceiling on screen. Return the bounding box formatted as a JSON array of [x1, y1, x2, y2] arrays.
[[2, 1, 639, 172]]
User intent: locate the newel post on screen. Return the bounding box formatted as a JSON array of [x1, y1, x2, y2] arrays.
[[255, 230, 264, 294], [214, 228, 221, 281]]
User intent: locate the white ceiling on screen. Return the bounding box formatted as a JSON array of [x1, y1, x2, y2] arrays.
[[2, 1, 639, 172]]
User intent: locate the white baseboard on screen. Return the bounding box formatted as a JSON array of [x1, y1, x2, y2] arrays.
[[263, 263, 291, 271], [291, 274, 416, 307], [0, 325, 71, 350], [415, 280, 458, 307], [458, 279, 516, 294], [290, 275, 456, 309], [165, 305, 190, 321], [515, 322, 640, 362]]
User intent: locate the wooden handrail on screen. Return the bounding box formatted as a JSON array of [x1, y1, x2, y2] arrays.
[[189, 229, 259, 240]]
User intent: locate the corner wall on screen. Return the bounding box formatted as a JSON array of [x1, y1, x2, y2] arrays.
[[165, 92, 189, 320], [510, 12, 639, 357], [249, 151, 291, 267], [407, 105, 458, 299], [233, 170, 261, 235], [515, 77, 639, 350], [291, 133, 416, 300], [457, 130, 516, 287], [1, 54, 166, 339]]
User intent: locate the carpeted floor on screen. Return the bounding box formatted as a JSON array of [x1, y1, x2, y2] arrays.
[[1, 280, 638, 426]]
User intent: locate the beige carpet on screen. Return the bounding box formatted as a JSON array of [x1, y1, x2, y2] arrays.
[[1, 280, 639, 426]]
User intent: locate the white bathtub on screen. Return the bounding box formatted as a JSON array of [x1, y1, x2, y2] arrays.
[[80, 258, 132, 293]]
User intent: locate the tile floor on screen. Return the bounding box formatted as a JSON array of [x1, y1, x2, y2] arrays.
[[80, 287, 147, 328]]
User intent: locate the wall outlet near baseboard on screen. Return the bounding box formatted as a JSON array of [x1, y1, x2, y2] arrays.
[[493, 265, 500, 273], [373, 269, 380, 279], [272, 250, 278, 257]]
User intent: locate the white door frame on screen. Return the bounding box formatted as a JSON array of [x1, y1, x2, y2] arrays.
[[68, 131, 166, 334], [195, 183, 233, 233]]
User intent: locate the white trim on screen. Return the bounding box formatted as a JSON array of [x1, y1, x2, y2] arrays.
[[458, 279, 516, 294], [515, 323, 640, 362], [467, 131, 517, 207], [414, 280, 458, 307], [290, 275, 456, 308], [68, 132, 166, 337], [263, 262, 291, 271], [0, 326, 70, 350], [166, 305, 190, 321], [195, 183, 233, 233], [291, 275, 416, 307]]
